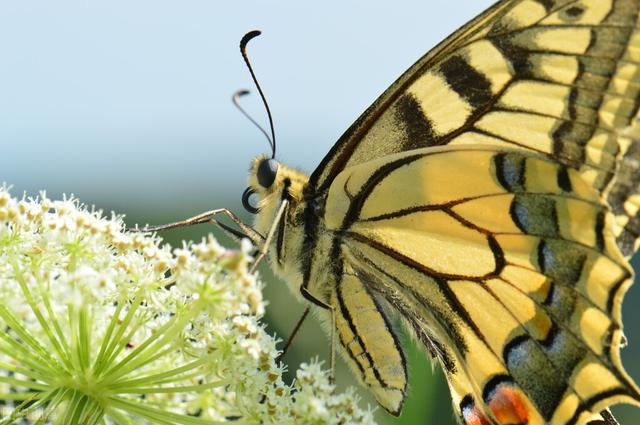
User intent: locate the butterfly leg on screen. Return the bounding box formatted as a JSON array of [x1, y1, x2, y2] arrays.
[[275, 306, 311, 363], [249, 200, 288, 273], [300, 285, 337, 384], [330, 303, 336, 385], [134, 208, 265, 246]]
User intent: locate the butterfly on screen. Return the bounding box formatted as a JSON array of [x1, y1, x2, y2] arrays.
[[145, 0, 640, 423]]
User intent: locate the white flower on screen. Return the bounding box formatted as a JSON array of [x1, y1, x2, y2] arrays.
[[0, 186, 376, 424]]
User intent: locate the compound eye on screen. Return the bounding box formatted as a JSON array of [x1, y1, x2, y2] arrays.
[[257, 158, 279, 188], [242, 187, 260, 214]]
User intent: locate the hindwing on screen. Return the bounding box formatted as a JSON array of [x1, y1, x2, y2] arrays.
[[323, 146, 640, 424]]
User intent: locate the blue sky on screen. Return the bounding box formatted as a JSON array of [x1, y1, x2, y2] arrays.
[[0, 0, 492, 211]]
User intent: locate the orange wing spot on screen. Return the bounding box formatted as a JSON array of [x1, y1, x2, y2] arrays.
[[488, 386, 529, 424], [462, 403, 492, 425]]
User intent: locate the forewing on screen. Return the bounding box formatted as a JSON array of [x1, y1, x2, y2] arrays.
[[311, 0, 640, 256], [326, 146, 640, 424]]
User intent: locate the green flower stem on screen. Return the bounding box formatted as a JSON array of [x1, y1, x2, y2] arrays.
[[0, 390, 56, 425], [0, 355, 53, 384], [0, 375, 50, 391], [108, 397, 236, 425], [65, 391, 94, 424], [113, 379, 232, 394], [0, 330, 58, 380], [0, 391, 41, 401], [39, 283, 73, 368], [10, 260, 69, 368], [106, 357, 213, 389], [93, 295, 136, 375], [75, 304, 92, 371], [104, 300, 206, 382], [0, 299, 67, 376]]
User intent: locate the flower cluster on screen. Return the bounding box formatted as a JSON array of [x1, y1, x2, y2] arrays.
[[0, 187, 375, 424]]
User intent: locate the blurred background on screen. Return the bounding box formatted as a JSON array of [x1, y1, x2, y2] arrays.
[[1, 1, 638, 423]]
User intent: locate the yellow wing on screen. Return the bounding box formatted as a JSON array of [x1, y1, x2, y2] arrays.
[[323, 146, 640, 424], [309, 0, 640, 257]]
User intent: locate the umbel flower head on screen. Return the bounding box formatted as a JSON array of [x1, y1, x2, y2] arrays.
[[0, 187, 375, 424]]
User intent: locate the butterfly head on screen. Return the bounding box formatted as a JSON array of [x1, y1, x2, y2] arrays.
[[243, 156, 279, 214], [255, 157, 279, 188], [243, 155, 308, 230]]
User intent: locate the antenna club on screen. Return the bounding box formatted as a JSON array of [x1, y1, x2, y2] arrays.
[[237, 30, 277, 159], [240, 30, 262, 51], [233, 89, 251, 99]]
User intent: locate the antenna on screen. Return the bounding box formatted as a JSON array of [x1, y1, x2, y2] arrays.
[[240, 30, 277, 159], [232, 90, 273, 149]]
